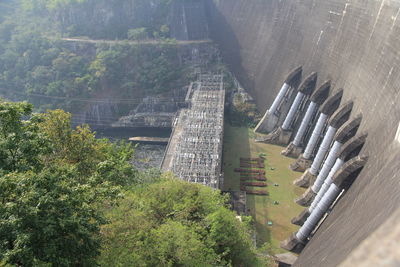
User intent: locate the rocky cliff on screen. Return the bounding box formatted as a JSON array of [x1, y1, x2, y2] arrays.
[[44, 0, 208, 40]]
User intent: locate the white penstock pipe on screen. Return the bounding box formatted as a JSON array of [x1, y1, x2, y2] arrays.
[[309, 126, 337, 175], [282, 92, 305, 130], [309, 158, 345, 212], [311, 141, 343, 193], [296, 184, 342, 241], [303, 113, 328, 159], [293, 101, 319, 146], [270, 83, 290, 115]]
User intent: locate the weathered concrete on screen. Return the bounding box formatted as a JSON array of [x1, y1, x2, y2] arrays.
[[260, 73, 317, 145], [282, 80, 330, 158], [171, 0, 209, 40], [292, 133, 368, 227], [294, 101, 353, 188], [283, 156, 368, 254], [290, 89, 343, 172], [296, 115, 361, 206], [281, 233, 306, 254], [295, 187, 317, 207], [207, 0, 400, 265], [290, 154, 313, 173], [254, 67, 302, 133], [339, 207, 400, 267], [292, 208, 311, 226], [274, 253, 298, 267]]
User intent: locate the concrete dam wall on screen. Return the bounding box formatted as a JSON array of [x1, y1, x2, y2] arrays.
[[206, 0, 400, 266]]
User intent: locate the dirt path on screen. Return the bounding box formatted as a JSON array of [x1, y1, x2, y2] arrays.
[[50, 37, 213, 46]]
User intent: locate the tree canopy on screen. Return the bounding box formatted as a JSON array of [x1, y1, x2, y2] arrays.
[[0, 100, 266, 266], [99, 179, 261, 267], [0, 101, 134, 265], [0, 0, 185, 114]]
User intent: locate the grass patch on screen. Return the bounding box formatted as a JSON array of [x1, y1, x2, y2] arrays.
[[222, 124, 305, 254]]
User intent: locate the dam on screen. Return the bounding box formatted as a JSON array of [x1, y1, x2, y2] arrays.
[[204, 0, 400, 266], [0, 0, 398, 265]]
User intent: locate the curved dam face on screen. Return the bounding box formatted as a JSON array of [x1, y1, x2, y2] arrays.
[[207, 0, 400, 266]]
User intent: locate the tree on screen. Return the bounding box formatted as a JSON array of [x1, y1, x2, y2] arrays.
[[98, 179, 261, 266], [159, 24, 170, 38], [0, 167, 105, 266], [145, 221, 219, 266], [38, 109, 106, 175], [38, 109, 137, 185], [0, 100, 50, 173], [206, 207, 259, 266], [0, 101, 137, 266], [127, 27, 147, 41]]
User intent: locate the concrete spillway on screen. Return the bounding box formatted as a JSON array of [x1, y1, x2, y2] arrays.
[[205, 0, 400, 266]]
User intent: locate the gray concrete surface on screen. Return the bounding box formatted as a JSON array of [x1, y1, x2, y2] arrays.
[[206, 0, 400, 266]]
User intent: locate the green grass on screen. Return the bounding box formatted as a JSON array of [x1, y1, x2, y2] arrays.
[[222, 124, 305, 254]]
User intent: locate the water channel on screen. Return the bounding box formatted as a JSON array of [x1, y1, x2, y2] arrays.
[[95, 127, 172, 170]]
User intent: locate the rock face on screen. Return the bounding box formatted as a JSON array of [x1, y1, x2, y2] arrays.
[[170, 0, 209, 40], [207, 0, 400, 266], [51, 0, 208, 40], [51, 0, 162, 38]]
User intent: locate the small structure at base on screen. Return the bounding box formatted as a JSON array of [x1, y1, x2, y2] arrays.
[[129, 137, 169, 145], [223, 191, 247, 215], [274, 253, 298, 267]]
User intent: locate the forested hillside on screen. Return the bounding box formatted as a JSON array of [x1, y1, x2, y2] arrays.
[[0, 100, 266, 266], [0, 0, 197, 116], [0, 33, 182, 112], [21, 0, 174, 39]]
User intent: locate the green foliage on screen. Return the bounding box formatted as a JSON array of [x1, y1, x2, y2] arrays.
[[159, 24, 170, 39], [89, 43, 181, 95], [127, 27, 148, 41], [227, 94, 260, 127], [0, 101, 265, 266], [38, 109, 138, 186], [0, 32, 94, 111], [21, 0, 174, 39], [0, 168, 104, 266], [0, 0, 185, 112], [0, 100, 50, 173], [0, 101, 137, 266], [0, 1, 266, 265], [0, 30, 182, 111], [99, 179, 261, 266], [95, 140, 138, 187], [206, 208, 258, 265]]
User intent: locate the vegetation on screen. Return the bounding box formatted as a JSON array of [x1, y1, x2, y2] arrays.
[[0, 0, 186, 114], [222, 124, 305, 254], [0, 31, 183, 112], [0, 100, 264, 266], [99, 179, 261, 266], [0, 1, 268, 266], [226, 94, 260, 128], [20, 0, 174, 39], [0, 101, 127, 265], [223, 70, 261, 127]]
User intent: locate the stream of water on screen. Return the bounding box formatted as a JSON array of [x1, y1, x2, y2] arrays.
[[95, 127, 171, 170]]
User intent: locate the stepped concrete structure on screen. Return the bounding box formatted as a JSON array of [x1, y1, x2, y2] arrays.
[[205, 0, 400, 266]]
